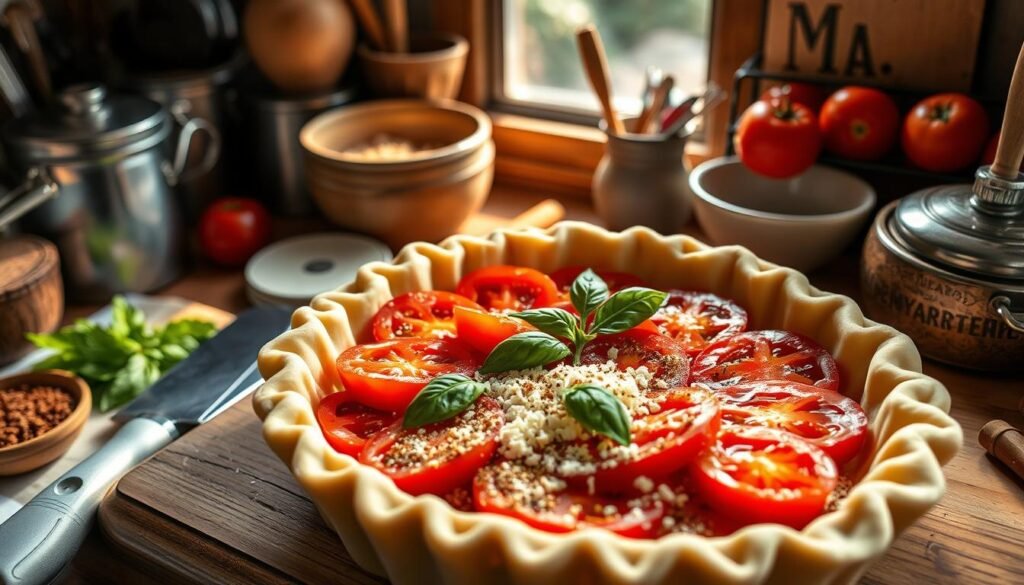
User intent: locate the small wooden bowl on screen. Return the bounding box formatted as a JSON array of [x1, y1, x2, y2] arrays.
[[0, 370, 91, 476], [357, 33, 468, 99]]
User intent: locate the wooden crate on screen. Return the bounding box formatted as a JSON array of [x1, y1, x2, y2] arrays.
[[762, 0, 986, 91]]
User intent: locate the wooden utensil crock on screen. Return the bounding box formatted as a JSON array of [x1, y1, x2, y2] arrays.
[[357, 34, 468, 99], [244, 0, 355, 93], [0, 235, 62, 366]]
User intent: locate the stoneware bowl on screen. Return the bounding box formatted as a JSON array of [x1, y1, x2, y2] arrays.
[[301, 98, 493, 248], [689, 156, 876, 272], [357, 34, 469, 99], [254, 221, 960, 585], [0, 370, 91, 476]]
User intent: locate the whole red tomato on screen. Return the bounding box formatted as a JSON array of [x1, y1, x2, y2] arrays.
[[734, 97, 821, 179], [819, 87, 899, 161], [199, 197, 272, 266], [902, 93, 989, 172], [760, 82, 828, 113]]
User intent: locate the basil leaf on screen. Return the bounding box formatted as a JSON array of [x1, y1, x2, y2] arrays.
[[403, 374, 486, 428], [510, 308, 579, 340], [562, 384, 631, 446], [570, 268, 609, 321], [590, 287, 668, 335], [480, 331, 571, 374]]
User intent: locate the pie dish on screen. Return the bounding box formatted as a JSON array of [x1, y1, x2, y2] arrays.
[[254, 221, 962, 584]]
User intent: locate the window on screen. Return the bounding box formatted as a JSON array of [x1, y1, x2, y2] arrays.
[[494, 0, 713, 123]]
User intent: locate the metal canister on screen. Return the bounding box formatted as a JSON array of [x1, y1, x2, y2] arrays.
[[122, 54, 243, 219], [0, 84, 215, 301], [861, 167, 1024, 371], [240, 84, 357, 216]]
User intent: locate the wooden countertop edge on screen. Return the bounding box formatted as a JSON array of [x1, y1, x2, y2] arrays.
[[98, 488, 293, 585]]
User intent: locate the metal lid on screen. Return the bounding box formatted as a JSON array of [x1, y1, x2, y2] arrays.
[[2, 83, 169, 162], [891, 166, 1024, 280]]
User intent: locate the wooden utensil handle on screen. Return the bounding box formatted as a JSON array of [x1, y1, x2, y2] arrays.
[[382, 0, 407, 53], [992, 42, 1024, 178], [508, 199, 566, 229], [348, 0, 389, 51], [979, 419, 1024, 482], [636, 76, 673, 134], [576, 26, 624, 135]]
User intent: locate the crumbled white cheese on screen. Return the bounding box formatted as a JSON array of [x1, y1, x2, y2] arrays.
[[482, 362, 662, 472]]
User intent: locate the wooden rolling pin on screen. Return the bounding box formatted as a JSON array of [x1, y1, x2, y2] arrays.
[[458, 199, 566, 236], [979, 420, 1024, 482]]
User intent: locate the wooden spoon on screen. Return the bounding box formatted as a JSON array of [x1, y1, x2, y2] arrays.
[[576, 25, 624, 135], [382, 0, 407, 53], [636, 75, 673, 134], [348, 0, 389, 51], [992, 42, 1024, 178]]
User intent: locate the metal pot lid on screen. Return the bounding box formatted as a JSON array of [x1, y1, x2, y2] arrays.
[[891, 165, 1024, 280], [2, 83, 169, 161]]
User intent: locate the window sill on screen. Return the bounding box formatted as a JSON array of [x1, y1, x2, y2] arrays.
[[490, 112, 712, 198]]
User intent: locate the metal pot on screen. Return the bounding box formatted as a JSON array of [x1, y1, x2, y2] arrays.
[[0, 83, 217, 301], [861, 167, 1024, 371]]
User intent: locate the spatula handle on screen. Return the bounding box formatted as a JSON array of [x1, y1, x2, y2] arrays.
[[0, 418, 177, 585], [992, 42, 1024, 179]]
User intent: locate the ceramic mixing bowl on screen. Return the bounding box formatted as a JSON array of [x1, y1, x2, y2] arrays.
[[689, 156, 876, 272]]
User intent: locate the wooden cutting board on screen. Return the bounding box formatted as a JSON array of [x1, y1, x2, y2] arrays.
[[96, 368, 1024, 585]]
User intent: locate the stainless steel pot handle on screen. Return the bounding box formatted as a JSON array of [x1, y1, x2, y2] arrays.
[[0, 166, 58, 230], [991, 295, 1024, 333], [164, 101, 221, 186]]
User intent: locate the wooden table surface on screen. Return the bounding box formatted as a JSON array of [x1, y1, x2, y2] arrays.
[[64, 187, 1024, 584]]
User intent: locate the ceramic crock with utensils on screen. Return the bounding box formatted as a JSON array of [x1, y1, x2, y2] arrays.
[[861, 44, 1024, 372], [0, 83, 217, 301], [593, 117, 693, 233]]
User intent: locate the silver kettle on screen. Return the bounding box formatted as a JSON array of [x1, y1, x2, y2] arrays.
[[0, 83, 218, 301]]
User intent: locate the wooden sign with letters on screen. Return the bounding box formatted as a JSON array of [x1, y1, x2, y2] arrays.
[[763, 0, 986, 91]]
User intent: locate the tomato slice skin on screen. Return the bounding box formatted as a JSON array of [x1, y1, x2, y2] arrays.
[[453, 305, 534, 355], [316, 392, 397, 456], [588, 386, 721, 493], [336, 338, 479, 412], [549, 266, 648, 300], [691, 330, 840, 391], [715, 380, 868, 465], [580, 329, 690, 389], [361, 396, 503, 496], [371, 291, 482, 341], [456, 265, 559, 312], [472, 461, 665, 538], [651, 290, 748, 355], [692, 425, 838, 529]]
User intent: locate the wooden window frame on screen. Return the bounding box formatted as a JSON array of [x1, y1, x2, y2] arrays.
[[431, 0, 762, 198]]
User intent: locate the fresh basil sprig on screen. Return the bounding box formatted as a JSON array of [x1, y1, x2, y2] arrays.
[[562, 384, 631, 445], [480, 270, 667, 374], [569, 268, 609, 320], [403, 373, 487, 428], [479, 331, 572, 374], [590, 287, 668, 335], [509, 308, 578, 340]]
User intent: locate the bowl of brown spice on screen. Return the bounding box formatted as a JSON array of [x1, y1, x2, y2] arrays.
[[0, 370, 90, 476]]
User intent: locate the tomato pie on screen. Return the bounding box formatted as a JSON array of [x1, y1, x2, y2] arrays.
[[255, 223, 959, 584]]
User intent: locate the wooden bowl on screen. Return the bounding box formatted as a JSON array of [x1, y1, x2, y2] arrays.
[[0, 236, 63, 366], [300, 99, 494, 247], [357, 34, 468, 99], [0, 370, 91, 476]]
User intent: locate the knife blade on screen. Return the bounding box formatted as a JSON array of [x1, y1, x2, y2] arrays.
[[0, 306, 291, 585]]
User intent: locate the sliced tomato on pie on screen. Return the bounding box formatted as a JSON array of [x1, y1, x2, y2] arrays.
[[690, 330, 840, 391], [361, 396, 503, 496]]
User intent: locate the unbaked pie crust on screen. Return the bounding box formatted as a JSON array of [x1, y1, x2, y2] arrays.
[[254, 222, 962, 585]]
